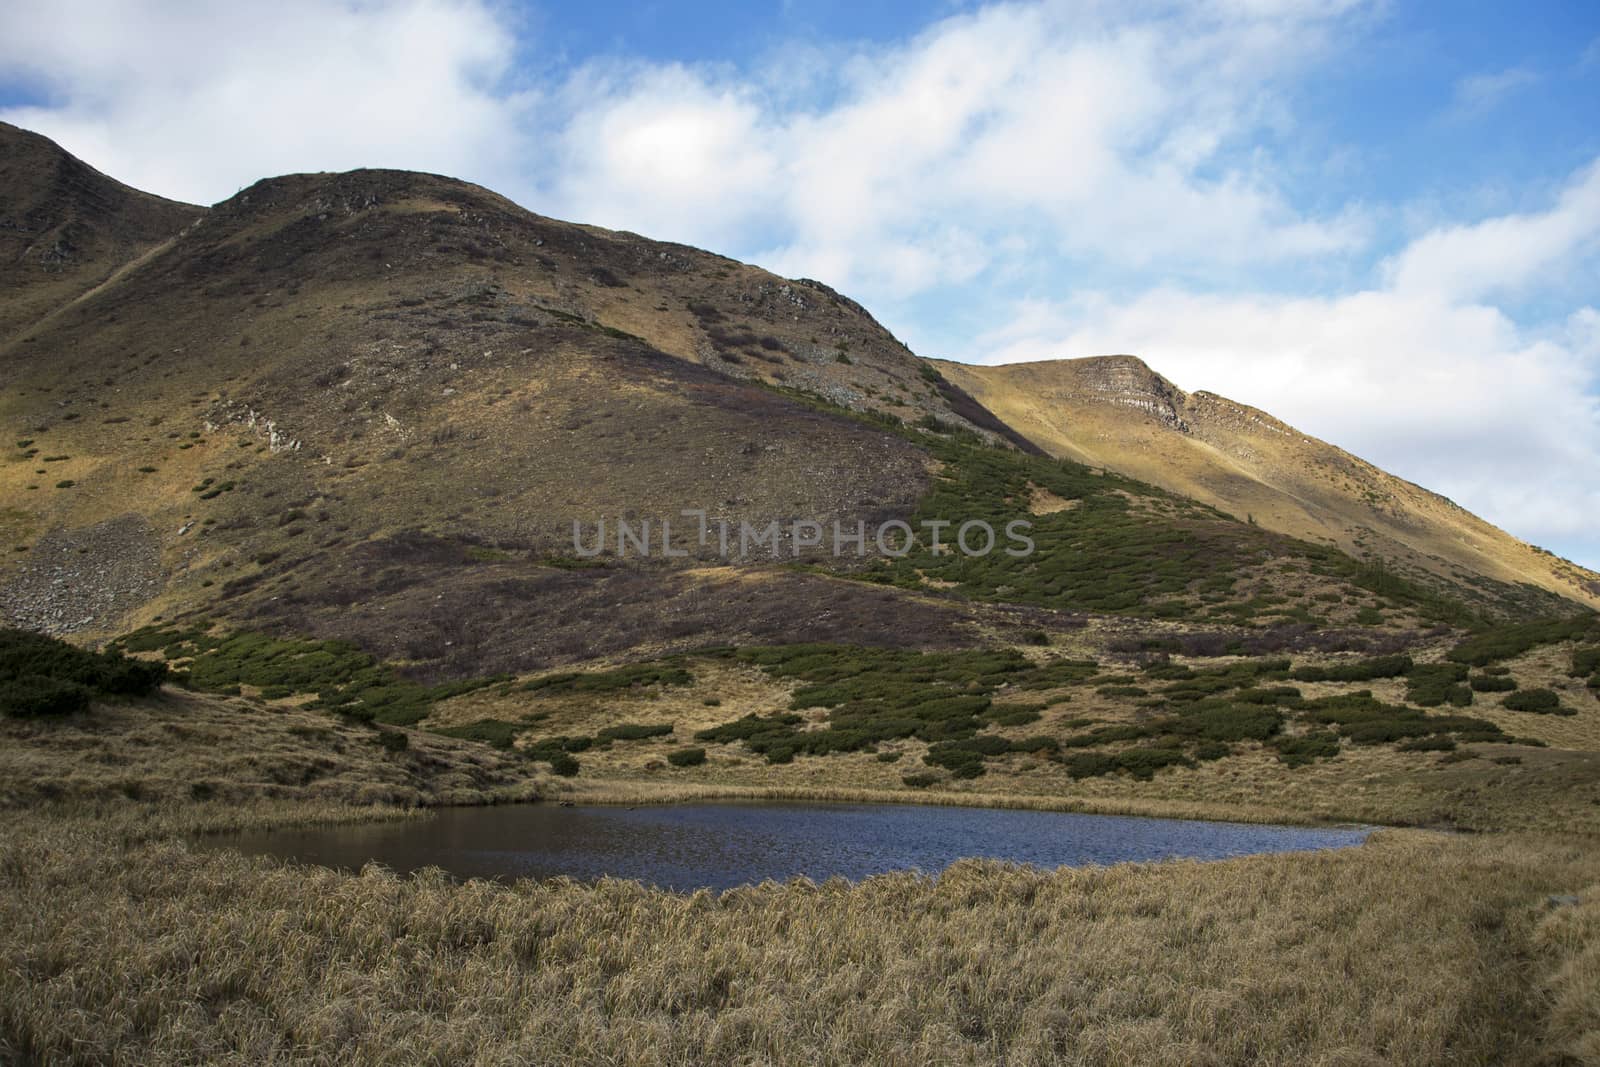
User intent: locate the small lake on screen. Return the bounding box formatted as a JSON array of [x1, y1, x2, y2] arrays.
[[211, 801, 1370, 892]]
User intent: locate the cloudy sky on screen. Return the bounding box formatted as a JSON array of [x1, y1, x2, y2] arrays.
[[3, 0, 1598, 568]]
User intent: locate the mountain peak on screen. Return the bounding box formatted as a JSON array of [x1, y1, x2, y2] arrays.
[[937, 356, 1600, 612], [945, 355, 1191, 433], [0, 122, 202, 342]]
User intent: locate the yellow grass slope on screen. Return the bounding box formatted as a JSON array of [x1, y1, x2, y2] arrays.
[[937, 355, 1600, 612]]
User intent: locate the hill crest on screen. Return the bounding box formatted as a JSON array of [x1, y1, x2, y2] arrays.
[[0, 123, 1595, 660], [935, 354, 1600, 611]]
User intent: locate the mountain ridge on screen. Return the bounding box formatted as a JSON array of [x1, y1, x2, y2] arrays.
[[936, 355, 1600, 612], [0, 121, 202, 343], [0, 121, 1594, 666]]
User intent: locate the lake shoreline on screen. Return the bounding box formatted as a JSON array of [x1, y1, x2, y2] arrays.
[[205, 796, 1376, 893]]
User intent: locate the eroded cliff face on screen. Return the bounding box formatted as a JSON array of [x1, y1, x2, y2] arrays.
[[1039, 355, 1193, 433], [936, 355, 1600, 614]]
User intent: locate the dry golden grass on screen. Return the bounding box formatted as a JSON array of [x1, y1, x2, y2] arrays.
[[2, 688, 1599, 1063], [1471, 642, 1600, 750], [1536, 878, 1600, 1062], [2, 806, 1596, 1065], [0, 688, 547, 810], [936, 356, 1600, 612]]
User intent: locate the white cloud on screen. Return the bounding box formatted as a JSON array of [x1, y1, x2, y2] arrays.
[[1383, 159, 1600, 302], [529, 0, 1371, 297], [3, 0, 1369, 281], [1450, 66, 1537, 116], [0, 0, 530, 204], [971, 158, 1600, 563], [541, 63, 780, 251]]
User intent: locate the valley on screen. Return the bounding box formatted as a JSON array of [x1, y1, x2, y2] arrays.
[[2, 119, 1599, 1064]]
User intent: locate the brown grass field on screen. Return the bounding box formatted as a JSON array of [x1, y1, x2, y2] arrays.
[[1, 802, 1597, 1065], [1, 678, 1599, 1065]]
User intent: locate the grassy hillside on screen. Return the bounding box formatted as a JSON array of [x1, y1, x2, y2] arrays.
[[0, 122, 202, 344], [3, 124, 1591, 669], [937, 356, 1600, 613], [4, 124, 1600, 1065]]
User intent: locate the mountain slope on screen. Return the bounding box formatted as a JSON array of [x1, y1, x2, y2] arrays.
[[0, 124, 1592, 675], [0, 122, 202, 344], [935, 356, 1600, 611], [0, 161, 1002, 667]]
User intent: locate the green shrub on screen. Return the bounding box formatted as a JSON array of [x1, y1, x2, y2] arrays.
[[901, 772, 939, 788], [1469, 674, 1517, 693], [0, 628, 168, 716], [1291, 654, 1412, 683], [1405, 663, 1472, 707], [1447, 617, 1599, 667], [1232, 686, 1303, 705], [112, 625, 500, 727], [1570, 647, 1600, 678], [523, 663, 694, 694], [374, 729, 409, 752], [690, 645, 1052, 768], [1270, 731, 1341, 767], [1160, 703, 1284, 742], [1060, 724, 1153, 748], [667, 747, 707, 767], [1013, 659, 1101, 690], [1158, 660, 1292, 703], [435, 719, 525, 750], [1501, 689, 1572, 715], [1062, 752, 1119, 779], [1397, 735, 1456, 752], [980, 705, 1044, 727], [1115, 747, 1192, 780], [923, 742, 988, 778], [597, 722, 675, 742], [0, 675, 92, 717]]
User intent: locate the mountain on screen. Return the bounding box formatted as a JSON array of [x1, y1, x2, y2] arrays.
[[0, 122, 1593, 680], [0, 123, 202, 343], [0, 126, 1035, 674], [936, 356, 1600, 612]]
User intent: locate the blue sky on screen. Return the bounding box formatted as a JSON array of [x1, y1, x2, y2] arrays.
[[2, 0, 1598, 569]]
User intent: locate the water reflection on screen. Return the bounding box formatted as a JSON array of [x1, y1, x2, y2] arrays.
[[211, 800, 1369, 893]]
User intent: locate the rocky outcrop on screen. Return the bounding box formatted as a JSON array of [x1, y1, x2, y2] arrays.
[[0, 515, 164, 636], [1048, 355, 1192, 433]]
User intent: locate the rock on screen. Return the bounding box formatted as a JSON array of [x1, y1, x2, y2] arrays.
[[0, 514, 164, 635]]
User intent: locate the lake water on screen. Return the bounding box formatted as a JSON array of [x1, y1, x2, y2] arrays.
[[210, 801, 1370, 892]]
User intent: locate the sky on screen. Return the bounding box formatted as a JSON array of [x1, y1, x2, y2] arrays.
[[2, 0, 1598, 568]]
